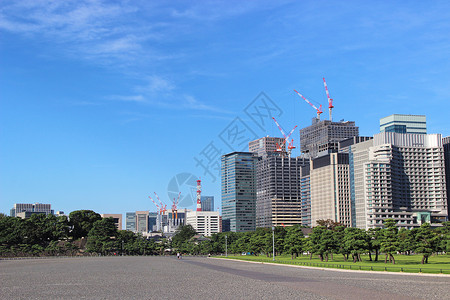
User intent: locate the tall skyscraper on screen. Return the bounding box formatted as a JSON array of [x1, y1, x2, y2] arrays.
[[443, 136, 450, 218], [255, 155, 307, 227], [221, 152, 257, 232], [310, 153, 352, 227], [201, 196, 214, 211], [380, 114, 426, 134], [349, 132, 447, 229], [299, 119, 359, 158], [300, 166, 312, 227]]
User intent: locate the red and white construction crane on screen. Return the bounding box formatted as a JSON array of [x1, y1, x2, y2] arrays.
[[154, 192, 167, 214], [322, 77, 334, 121], [148, 195, 161, 214], [172, 192, 181, 220], [293, 89, 323, 120], [196, 179, 202, 211], [272, 117, 297, 157]]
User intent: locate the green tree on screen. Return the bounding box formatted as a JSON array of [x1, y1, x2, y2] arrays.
[[342, 227, 370, 262], [117, 230, 138, 255], [414, 223, 439, 264], [69, 210, 102, 240], [171, 225, 196, 250], [367, 228, 382, 261], [86, 218, 118, 255], [316, 219, 344, 230], [231, 232, 251, 254], [435, 221, 450, 254], [306, 226, 335, 261], [380, 219, 399, 264], [274, 226, 287, 256], [248, 228, 271, 256], [284, 225, 304, 259], [0, 216, 24, 253]]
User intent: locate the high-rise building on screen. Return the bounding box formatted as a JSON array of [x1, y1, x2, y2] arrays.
[[255, 155, 307, 227], [310, 153, 352, 227], [201, 196, 214, 211], [101, 214, 123, 230], [136, 211, 149, 233], [346, 138, 374, 229], [300, 166, 312, 227], [125, 212, 136, 232], [221, 152, 257, 232], [349, 132, 447, 229], [249, 136, 286, 157], [148, 212, 158, 232], [299, 119, 359, 158], [380, 114, 426, 134], [443, 136, 450, 218], [186, 210, 221, 236], [10, 203, 53, 217]]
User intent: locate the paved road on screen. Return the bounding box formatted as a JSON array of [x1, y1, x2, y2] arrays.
[[1, 256, 449, 299]]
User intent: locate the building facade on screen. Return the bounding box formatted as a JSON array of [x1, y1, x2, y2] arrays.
[[249, 136, 286, 157], [201, 196, 214, 212], [125, 212, 136, 231], [310, 153, 352, 227], [136, 211, 149, 233], [255, 155, 307, 227], [300, 119, 359, 158], [348, 132, 447, 229], [380, 114, 426, 134], [444, 136, 450, 218], [101, 214, 123, 230], [300, 166, 312, 227], [10, 203, 53, 217], [221, 152, 257, 232], [186, 210, 221, 236]]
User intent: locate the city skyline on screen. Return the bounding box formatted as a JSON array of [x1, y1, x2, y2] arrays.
[[2, 1, 450, 216]]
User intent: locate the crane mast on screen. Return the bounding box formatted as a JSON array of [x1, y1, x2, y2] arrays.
[[323, 77, 334, 121], [293, 89, 323, 120]]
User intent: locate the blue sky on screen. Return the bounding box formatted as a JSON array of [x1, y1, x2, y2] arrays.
[[1, 1, 450, 217]]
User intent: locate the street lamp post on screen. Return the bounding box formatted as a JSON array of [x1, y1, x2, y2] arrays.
[[272, 226, 275, 261], [225, 235, 228, 257], [122, 240, 124, 256]]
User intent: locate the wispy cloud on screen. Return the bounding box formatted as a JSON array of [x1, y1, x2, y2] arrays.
[[0, 1, 279, 115], [109, 80, 232, 114], [0, 0, 163, 65]]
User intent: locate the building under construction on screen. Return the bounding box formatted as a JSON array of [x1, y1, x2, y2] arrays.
[[255, 154, 308, 227], [249, 136, 286, 157], [299, 118, 359, 158]]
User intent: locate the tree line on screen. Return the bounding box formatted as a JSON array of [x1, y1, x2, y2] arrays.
[[172, 219, 450, 264], [1, 210, 449, 264], [0, 210, 164, 257]]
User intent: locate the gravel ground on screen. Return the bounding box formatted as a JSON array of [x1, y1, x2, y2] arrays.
[[1, 256, 449, 300]]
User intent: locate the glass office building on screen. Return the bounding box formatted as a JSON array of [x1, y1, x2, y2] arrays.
[[221, 152, 257, 232]]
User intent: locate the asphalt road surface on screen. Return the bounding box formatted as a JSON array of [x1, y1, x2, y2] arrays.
[[1, 256, 449, 299]]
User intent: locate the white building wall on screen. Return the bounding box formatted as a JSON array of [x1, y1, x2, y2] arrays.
[[186, 211, 220, 236]]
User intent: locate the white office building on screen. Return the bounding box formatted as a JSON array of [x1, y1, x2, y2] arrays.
[[186, 210, 221, 236]]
